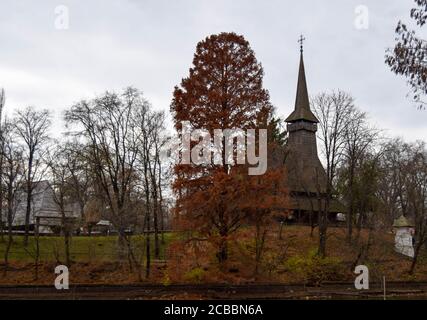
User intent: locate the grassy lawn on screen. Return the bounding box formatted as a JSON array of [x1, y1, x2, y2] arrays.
[[0, 233, 173, 263]]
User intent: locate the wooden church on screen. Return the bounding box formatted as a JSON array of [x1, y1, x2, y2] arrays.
[[282, 42, 344, 224]]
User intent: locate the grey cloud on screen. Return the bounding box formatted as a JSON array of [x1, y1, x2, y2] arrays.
[[0, 0, 425, 141]]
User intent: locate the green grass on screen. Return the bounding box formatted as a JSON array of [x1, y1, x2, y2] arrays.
[[0, 233, 173, 263]]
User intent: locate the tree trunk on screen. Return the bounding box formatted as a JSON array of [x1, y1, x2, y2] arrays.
[[150, 151, 161, 259], [355, 212, 364, 243], [0, 212, 3, 243], [0, 123, 4, 243], [346, 163, 355, 245], [318, 198, 329, 258], [409, 240, 423, 275], [346, 202, 354, 245], [318, 220, 327, 258], [145, 213, 151, 279], [309, 208, 316, 238], [117, 227, 127, 260], [34, 217, 40, 280], [62, 213, 71, 267], [64, 228, 71, 267], [3, 233, 12, 277], [254, 222, 267, 276], [153, 191, 160, 259], [279, 222, 284, 240], [160, 207, 165, 245], [3, 207, 13, 277], [216, 227, 228, 264], [217, 239, 228, 264], [143, 151, 152, 278], [24, 155, 33, 247], [0, 173, 3, 243], [158, 166, 165, 245]]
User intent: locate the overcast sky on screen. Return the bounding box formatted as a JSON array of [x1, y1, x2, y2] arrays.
[[0, 0, 425, 142]]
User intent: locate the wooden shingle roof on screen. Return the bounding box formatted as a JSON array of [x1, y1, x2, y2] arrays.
[[285, 53, 319, 124]]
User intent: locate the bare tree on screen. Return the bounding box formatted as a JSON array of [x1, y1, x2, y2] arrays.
[[137, 106, 153, 278], [380, 139, 427, 274], [1, 121, 24, 276], [0, 89, 5, 241], [134, 105, 168, 276], [147, 112, 168, 259], [0, 89, 4, 128], [407, 143, 427, 273], [312, 90, 354, 257], [65, 87, 148, 279], [13, 107, 51, 246], [341, 109, 380, 243], [61, 140, 92, 231], [47, 143, 75, 267]]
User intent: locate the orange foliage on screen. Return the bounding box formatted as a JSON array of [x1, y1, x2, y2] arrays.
[[170, 32, 289, 263]]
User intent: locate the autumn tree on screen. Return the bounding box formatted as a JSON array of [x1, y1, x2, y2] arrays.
[[245, 130, 289, 275], [171, 32, 286, 264], [386, 0, 427, 108]]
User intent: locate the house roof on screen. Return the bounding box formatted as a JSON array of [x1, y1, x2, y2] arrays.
[[12, 181, 78, 226], [96, 220, 112, 226]]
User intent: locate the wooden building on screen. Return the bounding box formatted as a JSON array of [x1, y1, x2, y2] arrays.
[[283, 46, 344, 223], [8, 181, 79, 234]]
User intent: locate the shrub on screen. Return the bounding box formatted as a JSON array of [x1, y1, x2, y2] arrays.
[[162, 271, 171, 287], [284, 249, 344, 285], [184, 267, 206, 283]]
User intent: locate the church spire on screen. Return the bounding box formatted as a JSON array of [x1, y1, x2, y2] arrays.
[[299, 34, 305, 54], [285, 36, 319, 124]]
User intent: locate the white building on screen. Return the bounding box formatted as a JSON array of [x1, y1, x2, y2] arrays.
[[393, 215, 415, 258], [8, 181, 79, 233]]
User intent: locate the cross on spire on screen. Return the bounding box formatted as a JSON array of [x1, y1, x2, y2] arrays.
[[285, 34, 319, 124], [298, 34, 306, 53]]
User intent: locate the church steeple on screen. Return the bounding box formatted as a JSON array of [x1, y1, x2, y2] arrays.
[[285, 38, 319, 124], [282, 37, 344, 221]]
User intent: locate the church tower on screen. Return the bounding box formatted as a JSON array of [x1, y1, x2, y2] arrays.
[[284, 37, 341, 222], [285, 39, 321, 173]]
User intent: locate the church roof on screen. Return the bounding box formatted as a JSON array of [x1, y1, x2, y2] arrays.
[[393, 216, 415, 228], [288, 193, 345, 213], [285, 52, 319, 123]]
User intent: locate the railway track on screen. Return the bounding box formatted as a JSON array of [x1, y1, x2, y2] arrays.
[[0, 281, 427, 299]]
